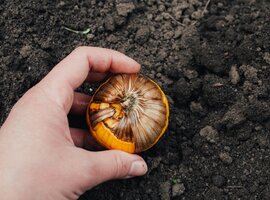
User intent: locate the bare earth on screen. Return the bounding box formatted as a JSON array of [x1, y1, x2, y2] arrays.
[[1, 0, 270, 199]]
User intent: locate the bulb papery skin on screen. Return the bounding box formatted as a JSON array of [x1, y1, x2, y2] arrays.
[[86, 74, 169, 153]]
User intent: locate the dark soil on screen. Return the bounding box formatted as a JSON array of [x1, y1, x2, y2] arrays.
[[1, 0, 270, 199]]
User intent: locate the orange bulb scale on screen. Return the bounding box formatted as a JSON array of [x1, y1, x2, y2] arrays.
[[86, 74, 169, 153]]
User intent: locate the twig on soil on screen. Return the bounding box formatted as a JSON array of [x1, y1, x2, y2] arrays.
[[192, 0, 211, 25], [212, 82, 224, 87], [63, 26, 91, 35], [163, 13, 185, 26], [202, 0, 211, 16], [226, 185, 244, 189]]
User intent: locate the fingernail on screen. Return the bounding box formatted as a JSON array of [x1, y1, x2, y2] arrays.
[[128, 160, 148, 177]]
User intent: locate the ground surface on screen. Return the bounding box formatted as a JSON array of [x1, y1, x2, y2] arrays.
[[1, 0, 270, 199]]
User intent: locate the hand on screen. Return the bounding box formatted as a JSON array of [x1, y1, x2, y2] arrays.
[[0, 47, 148, 200]]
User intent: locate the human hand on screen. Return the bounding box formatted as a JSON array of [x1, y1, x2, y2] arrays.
[[0, 47, 148, 200]]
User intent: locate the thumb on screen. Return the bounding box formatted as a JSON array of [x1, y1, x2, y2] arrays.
[[79, 150, 148, 189]]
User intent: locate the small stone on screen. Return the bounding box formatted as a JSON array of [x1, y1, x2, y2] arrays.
[[229, 65, 240, 85], [116, 2, 135, 17], [212, 175, 226, 187], [263, 52, 270, 64], [199, 126, 219, 143], [172, 183, 185, 197], [217, 2, 224, 8], [19, 45, 32, 58], [219, 152, 233, 164], [225, 14, 234, 22], [86, 34, 95, 40], [147, 14, 153, 20], [255, 126, 262, 131]]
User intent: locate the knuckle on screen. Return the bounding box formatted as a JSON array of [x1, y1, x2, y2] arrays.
[[112, 151, 129, 177]]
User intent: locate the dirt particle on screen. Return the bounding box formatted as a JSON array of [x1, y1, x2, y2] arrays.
[[174, 26, 184, 38], [262, 185, 270, 199], [219, 152, 233, 165], [19, 45, 32, 58], [203, 75, 236, 106], [204, 186, 224, 199], [116, 2, 135, 17], [172, 183, 185, 197], [240, 65, 258, 82], [263, 52, 270, 64], [195, 42, 232, 74], [86, 34, 95, 40], [265, 119, 270, 131], [229, 65, 240, 85], [183, 68, 198, 80], [163, 31, 174, 40], [245, 99, 270, 122], [104, 15, 115, 31], [1, 0, 270, 199], [212, 175, 226, 187], [191, 10, 203, 20], [199, 125, 219, 143], [234, 122, 253, 141], [190, 101, 204, 114], [157, 49, 168, 61], [173, 78, 192, 105], [159, 181, 171, 200], [147, 156, 162, 171], [256, 134, 270, 148], [135, 27, 150, 45], [219, 102, 246, 129], [56, 1, 65, 8]]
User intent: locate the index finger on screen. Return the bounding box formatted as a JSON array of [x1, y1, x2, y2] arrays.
[[37, 46, 141, 113]]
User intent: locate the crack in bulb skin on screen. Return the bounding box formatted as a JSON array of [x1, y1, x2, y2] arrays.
[[86, 74, 169, 153]]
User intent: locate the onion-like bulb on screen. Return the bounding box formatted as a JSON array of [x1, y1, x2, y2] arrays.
[[86, 74, 169, 153]]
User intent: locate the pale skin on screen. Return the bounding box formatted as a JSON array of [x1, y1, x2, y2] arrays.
[[0, 47, 148, 200]]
